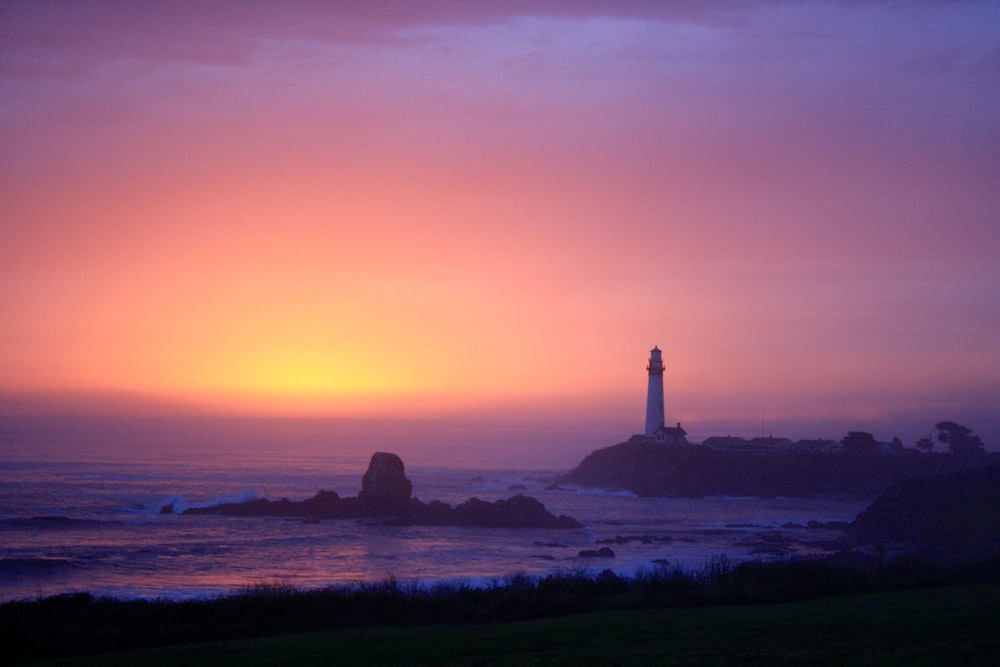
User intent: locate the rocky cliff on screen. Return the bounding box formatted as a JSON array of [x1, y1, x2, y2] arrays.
[[561, 441, 997, 498], [848, 465, 1000, 562]]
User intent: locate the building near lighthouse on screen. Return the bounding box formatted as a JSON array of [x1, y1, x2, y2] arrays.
[[640, 346, 687, 444]]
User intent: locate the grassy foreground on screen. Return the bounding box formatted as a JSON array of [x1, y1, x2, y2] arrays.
[[25, 583, 999, 666]]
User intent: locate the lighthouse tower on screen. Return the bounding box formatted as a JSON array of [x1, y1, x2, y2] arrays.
[[644, 346, 665, 438]]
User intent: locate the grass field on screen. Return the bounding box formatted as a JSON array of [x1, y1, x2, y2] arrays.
[[29, 583, 999, 666]]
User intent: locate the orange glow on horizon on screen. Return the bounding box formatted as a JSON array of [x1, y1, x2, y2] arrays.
[[1, 3, 998, 446]]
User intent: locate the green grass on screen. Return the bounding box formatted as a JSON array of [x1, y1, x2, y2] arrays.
[[29, 583, 1000, 666]]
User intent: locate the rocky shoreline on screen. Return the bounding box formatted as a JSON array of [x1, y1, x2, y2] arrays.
[[171, 449, 1000, 564], [561, 440, 999, 498], [847, 465, 1000, 563]]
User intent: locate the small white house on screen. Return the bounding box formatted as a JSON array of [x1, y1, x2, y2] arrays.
[[650, 422, 688, 444]]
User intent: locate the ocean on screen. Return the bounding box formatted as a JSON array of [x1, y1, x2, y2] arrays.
[[0, 415, 869, 601]]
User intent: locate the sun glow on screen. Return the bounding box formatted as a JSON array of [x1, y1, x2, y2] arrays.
[[2, 3, 998, 444]]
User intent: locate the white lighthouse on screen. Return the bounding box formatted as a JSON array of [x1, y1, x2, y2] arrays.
[[644, 346, 665, 438]]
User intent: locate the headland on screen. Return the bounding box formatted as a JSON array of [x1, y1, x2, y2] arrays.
[[561, 439, 998, 499]]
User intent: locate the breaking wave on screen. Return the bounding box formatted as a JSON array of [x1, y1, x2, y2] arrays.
[[157, 488, 261, 514]]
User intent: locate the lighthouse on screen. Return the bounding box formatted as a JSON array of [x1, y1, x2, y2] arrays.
[[644, 346, 665, 438]]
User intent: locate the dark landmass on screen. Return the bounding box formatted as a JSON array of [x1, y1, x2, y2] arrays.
[[29, 585, 1000, 666], [561, 441, 999, 498], [848, 465, 1000, 563], [179, 452, 581, 530]]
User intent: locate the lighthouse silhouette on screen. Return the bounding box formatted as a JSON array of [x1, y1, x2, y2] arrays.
[[644, 346, 665, 438]]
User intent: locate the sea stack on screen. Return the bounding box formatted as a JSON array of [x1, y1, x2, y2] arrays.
[[358, 451, 413, 514]]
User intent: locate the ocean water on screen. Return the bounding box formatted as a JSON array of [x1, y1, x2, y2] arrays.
[[0, 416, 869, 601]]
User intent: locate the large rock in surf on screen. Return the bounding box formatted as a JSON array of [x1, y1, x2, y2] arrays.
[[183, 452, 580, 529], [358, 452, 413, 514]]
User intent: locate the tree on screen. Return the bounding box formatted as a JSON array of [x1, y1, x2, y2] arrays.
[[915, 435, 934, 453], [934, 421, 985, 458], [840, 431, 878, 456]]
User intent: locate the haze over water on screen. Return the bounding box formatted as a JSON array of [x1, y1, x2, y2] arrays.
[[1, 414, 621, 471]]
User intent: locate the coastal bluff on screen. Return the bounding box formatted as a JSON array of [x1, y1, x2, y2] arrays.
[[180, 452, 581, 529], [561, 441, 997, 498], [848, 465, 1000, 563]]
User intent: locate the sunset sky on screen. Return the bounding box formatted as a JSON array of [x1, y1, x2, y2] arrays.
[[1, 1, 998, 450]]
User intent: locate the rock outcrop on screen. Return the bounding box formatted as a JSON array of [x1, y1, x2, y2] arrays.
[[848, 465, 1000, 563], [184, 452, 581, 529], [407, 494, 580, 529], [358, 452, 413, 514]]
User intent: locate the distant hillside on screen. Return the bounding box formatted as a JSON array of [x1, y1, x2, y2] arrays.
[[561, 441, 998, 498]]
